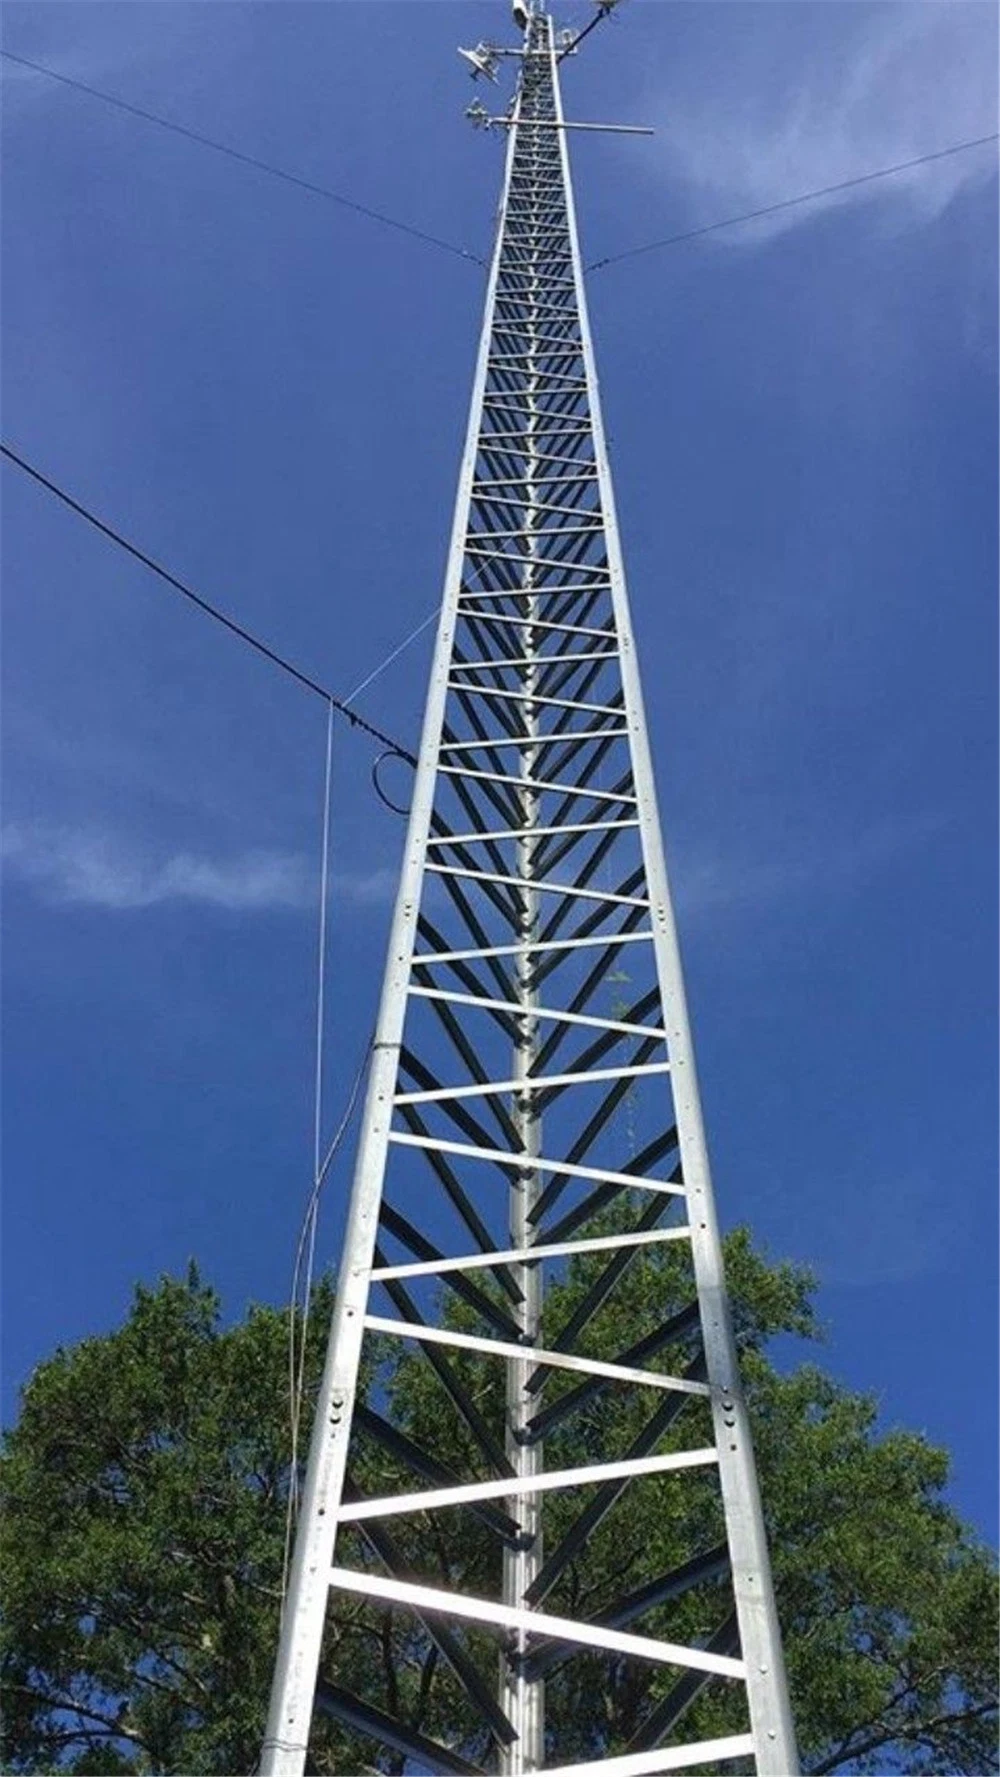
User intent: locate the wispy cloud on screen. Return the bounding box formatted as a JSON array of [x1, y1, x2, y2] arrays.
[[643, 5, 997, 245], [2, 823, 398, 913], [671, 809, 945, 924], [2, 805, 944, 923], [2, 822, 313, 911]]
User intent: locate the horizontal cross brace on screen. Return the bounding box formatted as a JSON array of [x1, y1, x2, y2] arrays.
[[493, 285, 574, 301], [328, 1570, 743, 1679], [363, 1317, 710, 1398], [497, 282, 575, 296], [480, 398, 589, 419], [438, 766, 636, 806], [479, 410, 589, 431], [426, 818, 638, 846], [501, 217, 570, 233], [485, 369, 584, 386], [489, 345, 580, 359], [338, 1448, 718, 1524], [487, 381, 588, 399], [500, 252, 571, 271], [501, 215, 569, 229], [457, 584, 611, 605], [481, 397, 589, 418], [490, 328, 576, 343], [475, 445, 596, 471], [543, 1738, 757, 1777], [425, 863, 648, 910], [465, 530, 602, 548], [479, 426, 589, 447], [489, 349, 581, 364], [438, 726, 627, 754], [487, 382, 586, 400], [471, 472, 598, 497], [501, 225, 569, 238], [470, 496, 603, 520], [387, 1130, 686, 1197], [489, 363, 584, 381], [444, 685, 620, 716], [491, 326, 578, 344], [412, 928, 654, 965], [492, 317, 575, 333], [408, 984, 664, 1039], [478, 426, 593, 444], [499, 263, 572, 280], [450, 652, 617, 671], [500, 250, 571, 262], [459, 610, 612, 638], [466, 547, 609, 577], [394, 1060, 669, 1107], [472, 477, 598, 493], [497, 272, 575, 286], [370, 1225, 692, 1281]]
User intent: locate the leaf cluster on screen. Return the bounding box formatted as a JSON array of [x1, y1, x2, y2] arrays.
[[1, 1245, 996, 1775]]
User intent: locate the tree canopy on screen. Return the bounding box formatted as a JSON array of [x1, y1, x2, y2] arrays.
[[2, 1241, 996, 1775]]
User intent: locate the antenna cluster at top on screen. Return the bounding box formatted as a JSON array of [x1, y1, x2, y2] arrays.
[[458, 0, 650, 142], [458, 0, 626, 96]]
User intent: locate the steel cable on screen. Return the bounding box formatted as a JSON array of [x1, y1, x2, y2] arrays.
[[587, 133, 999, 272], [1, 442, 418, 764], [1, 48, 485, 268]]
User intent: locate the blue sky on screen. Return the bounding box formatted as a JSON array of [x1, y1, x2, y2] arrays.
[[2, 1, 997, 1544]]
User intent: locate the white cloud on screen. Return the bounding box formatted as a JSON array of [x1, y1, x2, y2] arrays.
[[1, 823, 399, 913], [641, 4, 997, 245], [2, 822, 313, 911], [335, 866, 400, 907], [671, 809, 944, 923], [2, 804, 943, 924]]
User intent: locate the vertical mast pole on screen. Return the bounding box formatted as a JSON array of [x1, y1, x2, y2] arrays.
[[501, 8, 544, 1768]]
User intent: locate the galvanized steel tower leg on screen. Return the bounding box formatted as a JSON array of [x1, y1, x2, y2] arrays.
[[501, 30, 545, 1768], [262, 6, 798, 1774]]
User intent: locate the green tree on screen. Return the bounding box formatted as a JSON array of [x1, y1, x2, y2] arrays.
[[2, 1246, 995, 1775]]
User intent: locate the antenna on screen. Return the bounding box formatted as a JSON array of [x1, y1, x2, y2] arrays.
[[459, 43, 501, 82], [261, 7, 798, 1773]]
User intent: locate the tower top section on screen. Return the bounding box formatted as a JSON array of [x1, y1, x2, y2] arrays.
[[458, 0, 629, 77], [459, 0, 650, 138]]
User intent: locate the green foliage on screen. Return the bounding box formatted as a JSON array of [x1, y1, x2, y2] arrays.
[[0, 1269, 338, 1775], [2, 1244, 996, 1775]]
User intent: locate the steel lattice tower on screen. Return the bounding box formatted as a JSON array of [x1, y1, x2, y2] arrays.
[[262, 7, 798, 1774]]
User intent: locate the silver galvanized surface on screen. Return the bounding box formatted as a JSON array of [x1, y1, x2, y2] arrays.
[[262, 5, 799, 1772]]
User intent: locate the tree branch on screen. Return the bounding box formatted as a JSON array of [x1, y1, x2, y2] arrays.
[[8, 1683, 146, 1747]]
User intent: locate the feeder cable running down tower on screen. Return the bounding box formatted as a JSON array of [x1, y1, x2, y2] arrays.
[[262, 4, 799, 1773]]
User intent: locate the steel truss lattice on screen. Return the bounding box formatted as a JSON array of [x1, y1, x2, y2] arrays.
[[262, 10, 798, 1776]]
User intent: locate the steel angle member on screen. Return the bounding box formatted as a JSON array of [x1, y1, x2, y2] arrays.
[[424, 865, 649, 909], [388, 1130, 687, 1197], [424, 819, 640, 846], [337, 1447, 718, 1523], [363, 1315, 711, 1396], [406, 988, 664, 1037], [329, 1569, 746, 1679], [410, 928, 655, 965], [314, 1682, 485, 1775], [394, 1060, 669, 1106], [370, 1226, 691, 1282], [541, 1736, 756, 1776]]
